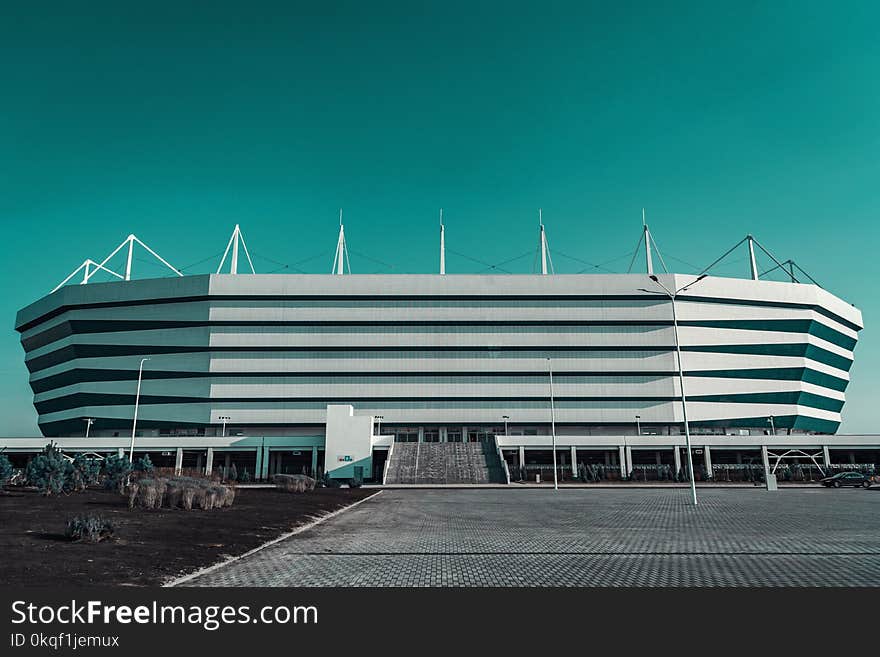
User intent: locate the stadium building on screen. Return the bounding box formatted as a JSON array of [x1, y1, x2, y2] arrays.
[[4, 221, 874, 484]]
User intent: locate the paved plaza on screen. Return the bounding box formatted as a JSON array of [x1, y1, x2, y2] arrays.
[[180, 488, 880, 587]]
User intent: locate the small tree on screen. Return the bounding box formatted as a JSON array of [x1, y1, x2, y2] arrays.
[[229, 463, 238, 482], [134, 454, 154, 475], [239, 467, 251, 483], [0, 453, 13, 487], [26, 443, 75, 495], [71, 454, 101, 491], [103, 454, 132, 493]]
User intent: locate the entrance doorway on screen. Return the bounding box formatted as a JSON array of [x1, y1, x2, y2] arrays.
[[394, 429, 419, 442], [467, 429, 500, 443]]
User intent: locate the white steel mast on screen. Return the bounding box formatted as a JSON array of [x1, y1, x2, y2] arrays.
[[643, 208, 654, 275], [747, 234, 759, 280], [217, 224, 256, 275], [439, 208, 446, 275], [539, 209, 550, 275], [332, 209, 350, 275]]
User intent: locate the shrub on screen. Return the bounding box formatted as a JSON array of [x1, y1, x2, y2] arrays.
[[273, 474, 316, 493], [349, 476, 363, 488], [26, 443, 76, 495], [239, 468, 252, 483], [125, 476, 235, 511], [133, 454, 154, 475], [127, 477, 168, 509], [229, 463, 238, 482], [65, 513, 115, 543], [71, 454, 101, 491], [0, 453, 12, 486], [103, 455, 132, 493], [322, 472, 341, 488]]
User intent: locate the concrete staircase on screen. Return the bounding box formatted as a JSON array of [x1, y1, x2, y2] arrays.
[[384, 442, 506, 485]]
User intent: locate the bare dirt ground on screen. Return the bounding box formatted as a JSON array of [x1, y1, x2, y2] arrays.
[[0, 486, 376, 586]]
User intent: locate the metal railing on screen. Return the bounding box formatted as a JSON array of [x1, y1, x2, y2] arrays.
[[381, 440, 395, 485], [494, 437, 510, 484]]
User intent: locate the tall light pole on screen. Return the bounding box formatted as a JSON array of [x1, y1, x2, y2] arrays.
[[375, 415, 384, 437], [635, 415, 641, 437], [640, 273, 707, 506], [218, 415, 231, 437], [547, 358, 558, 491], [502, 415, 510, 436], [768, 415, 776, 436], [129, 357, 150, 463], [83, 418, 95, 438]]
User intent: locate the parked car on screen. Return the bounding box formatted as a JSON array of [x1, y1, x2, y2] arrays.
[[820, 472, 872, 488]]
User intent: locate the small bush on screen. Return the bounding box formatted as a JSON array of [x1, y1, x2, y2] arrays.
[[273, 474, 316, 493], [321, 472, 341, 488], [348, 476, 363, 488], [239, 468, 252, 483], [127, 477, 168, 509], [0, 453, 12, 486], [65, 513, 115, 543], [26, 443, 76, 495], [125, 476, 235, 511]]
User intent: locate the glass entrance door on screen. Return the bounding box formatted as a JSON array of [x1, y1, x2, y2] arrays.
[[394, 430, 419, 443], [467, 428, 501, 443]]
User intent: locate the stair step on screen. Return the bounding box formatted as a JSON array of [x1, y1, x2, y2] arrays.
[[385, 441, 505, 484]]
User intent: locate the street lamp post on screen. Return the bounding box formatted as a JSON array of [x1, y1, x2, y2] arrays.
[[547, 358, 558, 491], [375, 415, 384, 437], [767, 416, 776, 436], [218, 415, 231, 437], [635, 415, 641, 437], [502, 415, 510, 436], [640, 274, 707, 506], [129, 357, 150, 463], [83, 418, 95, 439]]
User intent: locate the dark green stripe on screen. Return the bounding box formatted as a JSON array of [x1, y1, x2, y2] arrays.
[[691, 391, 844, 413], [32, 366, 849, 395], [23, 317, 859, 354], [688, 367, 849, 392], [686, 343, 853, 371], [16, 289, 863, 334], [679, 319, 857, 351], [35, 390, 845, 415], [25, 342, 855, 374]]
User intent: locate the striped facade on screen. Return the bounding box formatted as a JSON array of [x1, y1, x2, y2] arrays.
[[15, 272, 862, 438]]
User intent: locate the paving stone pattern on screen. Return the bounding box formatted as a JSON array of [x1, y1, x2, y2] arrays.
[[182, 488, 880, 587]]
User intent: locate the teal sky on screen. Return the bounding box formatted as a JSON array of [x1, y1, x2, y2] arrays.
[[1, 1, 877, 435]]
